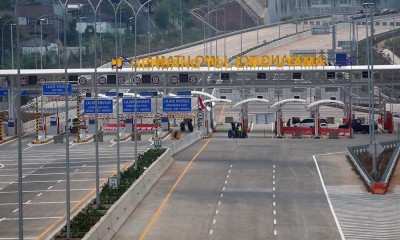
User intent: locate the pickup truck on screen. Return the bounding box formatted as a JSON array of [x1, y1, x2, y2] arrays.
[[339, 119, 377, 134]]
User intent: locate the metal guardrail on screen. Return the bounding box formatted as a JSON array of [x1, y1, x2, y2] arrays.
[[382, 142, 400, 184], [347, 140, 400, 187], [170, 130, 201, 155], [346, 144, 375, 186]]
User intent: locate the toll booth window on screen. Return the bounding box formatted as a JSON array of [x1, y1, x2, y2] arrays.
[[69, 75, 78, 84], [28, 76, 38, 85], [107, 75, 116, 84], [142, 74, 151, 84], [257, 73, 267, 80], [330, 96, 336, 100], [294, 95, 300, 99], [86, 92, 92, 98], [257, 96, 263, 99], [179, 73, 188, 82], [220, 73, 229, 80], [220, 96, 226, 99], [292, 73, 302, 80], [327, 72, 336, 79]]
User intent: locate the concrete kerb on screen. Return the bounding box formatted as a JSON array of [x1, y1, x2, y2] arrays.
[[0, 135, 17, 144], [72, 134, 95, 143], [82, 148, 174, 240], [32, 137, 53, 145]]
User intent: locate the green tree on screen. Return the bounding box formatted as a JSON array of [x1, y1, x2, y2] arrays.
[[154, 2, 170, 31]]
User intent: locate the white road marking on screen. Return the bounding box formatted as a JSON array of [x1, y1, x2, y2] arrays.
[[274, 219, 277, 225], [0, 163, 4, 168], [273, 170, 275, 174], [313, 155, 345, 240], [0, 201, 79, 206], [273, 175, 275, 179], [37, 193, 42, 197], [26, 200, 31, 204], [215, 210, 219, 215], [273, 202, 276, 207], [274, 230, 277, 236], [224, 180, 228, 184], [0, 217, 5, 223], [0, 170, 115, 177], [12, 209, 18, 213], [273, 181, 275, 185], [218, 201, 221, 206], [30, 171, 35, 174], [0, 188, 2, 191], [74, 169, 79, 172], [209, 229, 213, 235], [273, 210, 276, 215], [273, 165, 275, 169], [0, 178, 107, 184], [273, 194, 275, 198], [2, 216, 61, 221], [22, 176, 26, 179], [82, 164, 86, 167], [220, 193, 223, 198], [213, 219, 216, 224], [47, 186, 53, 190], [39, 166, 43, 169], [226, 174, 229, 178], [228, 169, 231, 173], [222, 186, 225, 191], [23, 143, 33, 151], [57, 180, 62, 183], [9, 182, 13, 185], [0, 189, 92, 194], [109, 141, 116, 148], [230, 164, 233, 168], [273, 187, 275, 191]]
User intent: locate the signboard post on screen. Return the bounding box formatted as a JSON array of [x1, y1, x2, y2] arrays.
[[43, 83, 72, 96], [83, 99, 113, 114], [122, 98, 152, 113]]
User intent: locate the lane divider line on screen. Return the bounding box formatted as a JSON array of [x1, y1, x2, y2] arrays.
[[139, 137, 212, 240], [313, 155, 345, 240]]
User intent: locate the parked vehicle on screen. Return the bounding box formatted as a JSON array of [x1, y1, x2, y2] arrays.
[[294, 118, 328, 128], [339, 119, 377, 134]]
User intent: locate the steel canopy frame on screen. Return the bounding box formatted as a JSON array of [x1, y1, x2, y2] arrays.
[[269, 98, 306, 138]]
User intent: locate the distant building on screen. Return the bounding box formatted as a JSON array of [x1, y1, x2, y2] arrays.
[[20, 38, 58, 55]]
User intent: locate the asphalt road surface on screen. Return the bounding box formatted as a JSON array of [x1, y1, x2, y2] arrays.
[[0, 131, 165, 239]]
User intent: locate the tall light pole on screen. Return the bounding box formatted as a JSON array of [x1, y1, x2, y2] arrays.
[[180, 0, 183, 45], [40, 18, 46, 69], [1, 18, 13, 69], [133, 0, 152, 170], [10, 23, 15, 69], [79, 16, 85, 68]]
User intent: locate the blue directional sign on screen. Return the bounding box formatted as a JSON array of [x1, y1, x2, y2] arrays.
[[105, 91, 117, 97], [122, 98, 151, 113], [21, 91, 28, 97], [163, 98, 192, 112], [84, 99, 113, 114], [140, 91, 157, 97], [335, 53, 347, 67], [176, 91, 191, 96], [43, 83, 72, 96], [0, 89, 8, 96]]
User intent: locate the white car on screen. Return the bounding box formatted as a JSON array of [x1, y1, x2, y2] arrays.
[[294, 118, 328, 128]]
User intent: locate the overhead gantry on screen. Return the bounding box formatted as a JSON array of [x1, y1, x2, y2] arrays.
[[269, 99, 306, 138], [305, 99, 344, 139]]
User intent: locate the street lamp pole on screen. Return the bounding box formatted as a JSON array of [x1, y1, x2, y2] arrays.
[[10, 23, 15, 69], [180, 0, 183, 46], [40, 18, 46, 69], [1, 18, 13, 69], [79, 16, 85, 68], [134, 0, 152, 170]]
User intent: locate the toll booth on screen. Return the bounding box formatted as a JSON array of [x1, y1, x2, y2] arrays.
[[270, 99, 306, 138], [125, 118, 133, 133], [49, 116, 58, 136], [8, 118, 15, 136], [384, 111, 394, 133]]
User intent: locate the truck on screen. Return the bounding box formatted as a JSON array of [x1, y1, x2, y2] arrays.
[[339, 118, 377, 134]]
